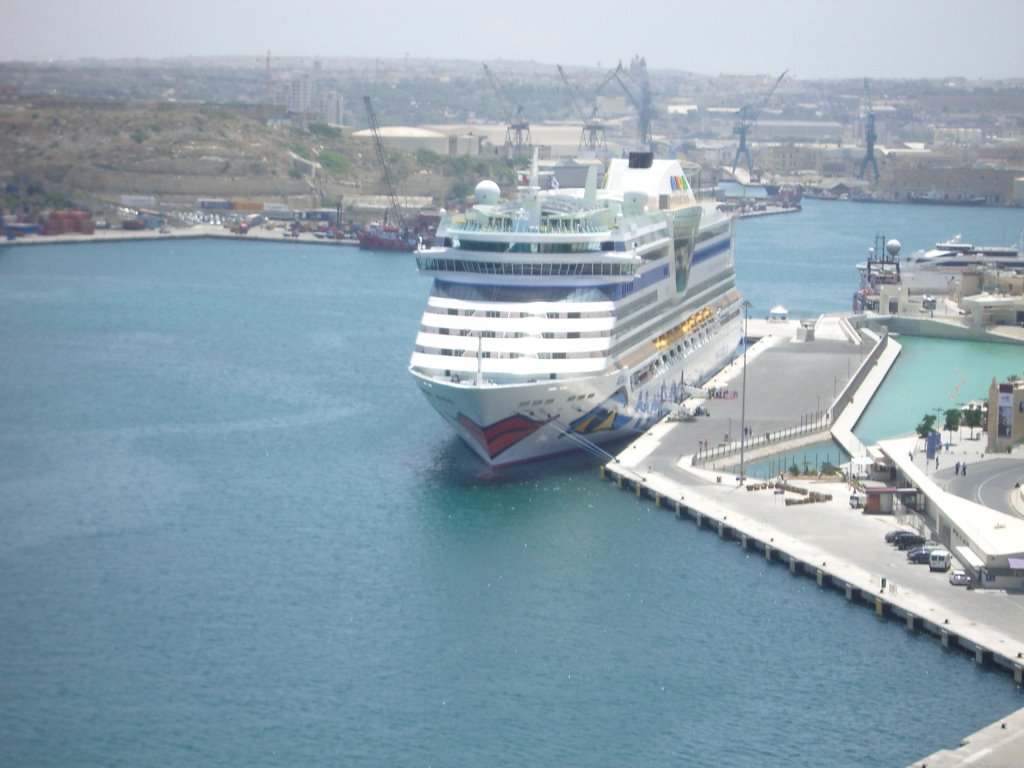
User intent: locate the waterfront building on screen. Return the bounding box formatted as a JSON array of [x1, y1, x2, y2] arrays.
[[988, 377, 1024, 454]]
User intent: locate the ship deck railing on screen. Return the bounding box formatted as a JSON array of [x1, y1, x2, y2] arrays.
[[453, 219, 611, 236]]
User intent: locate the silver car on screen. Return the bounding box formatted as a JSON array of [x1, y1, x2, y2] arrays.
[[949, 569, 971, 586]]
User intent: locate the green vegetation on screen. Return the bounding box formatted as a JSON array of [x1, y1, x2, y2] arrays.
[[319, 149, 348, 174], [131, 128, 147, 143], [291, 145, 312, 160], [309, 123, 342, 140], [962, 405, 984, 439], [943, 408, 962, 441], [915, 414, 937, 439]]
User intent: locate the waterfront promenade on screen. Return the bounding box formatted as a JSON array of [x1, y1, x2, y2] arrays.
[[605, 317, 1024, 767]]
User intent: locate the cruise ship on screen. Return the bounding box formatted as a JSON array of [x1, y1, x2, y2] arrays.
[[409, 151, 744, 467]]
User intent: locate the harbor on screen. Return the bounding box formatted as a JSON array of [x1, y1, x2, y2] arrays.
[[3, 218, 1023, 766], [602, 315, 1024, 766]]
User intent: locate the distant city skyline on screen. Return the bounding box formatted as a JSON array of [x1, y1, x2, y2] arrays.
[[2, 0, 1022, 81]]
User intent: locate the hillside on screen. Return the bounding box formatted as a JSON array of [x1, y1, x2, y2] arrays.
[[0, 98, 460, 217]]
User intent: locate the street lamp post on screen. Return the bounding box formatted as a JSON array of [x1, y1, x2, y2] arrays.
[[739, 300, 752, 480]]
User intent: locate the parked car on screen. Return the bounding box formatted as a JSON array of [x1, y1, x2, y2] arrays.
[[896, 534, 927, 551], [907, 548, 933, 564], [886, 530, 917, 544], [949, 569, 971, 586]]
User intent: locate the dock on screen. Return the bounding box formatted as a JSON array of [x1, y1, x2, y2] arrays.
[[602, 316, 1024, 767]]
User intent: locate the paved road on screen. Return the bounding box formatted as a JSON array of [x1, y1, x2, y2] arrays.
[[936, 458, 1024, 517]]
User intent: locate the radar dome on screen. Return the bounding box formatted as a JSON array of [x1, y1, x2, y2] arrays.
[[475, 180, 500, 205], [886, 239, 901, 257]]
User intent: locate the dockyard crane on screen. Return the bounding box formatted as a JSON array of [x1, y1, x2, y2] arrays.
[[482, 63, 533, 159], [557, 64, 607, 152], [730, 69, 788, 177], [603, 57, 653, 150], [363, 95, 405, 231], [858, 79, 880, 182]]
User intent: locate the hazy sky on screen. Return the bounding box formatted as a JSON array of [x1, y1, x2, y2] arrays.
[[2, 0, 1021, 80]]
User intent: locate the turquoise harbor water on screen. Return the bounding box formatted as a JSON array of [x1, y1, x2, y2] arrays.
[[1, 200, 1022, 766]]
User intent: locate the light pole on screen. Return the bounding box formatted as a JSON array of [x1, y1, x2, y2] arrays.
[[739, 300, 752, 480]]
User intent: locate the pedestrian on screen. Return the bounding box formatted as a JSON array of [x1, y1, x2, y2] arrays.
[[955, 461, 961, 475], [962, 462, 967, 476], [935, 456, 939, 469]]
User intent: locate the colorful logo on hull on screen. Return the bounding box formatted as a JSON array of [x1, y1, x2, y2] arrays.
[[457, 412, 548, 459], [569, 389, 634, 435]]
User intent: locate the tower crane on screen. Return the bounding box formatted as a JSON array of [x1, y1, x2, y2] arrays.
[[363, 96, 405, 231], [482, 63, 532, 158], [603, 56, 653, 150], [557, 64, 606, 152], [731, 69, 787, 177], [858, 79, 880, 182]]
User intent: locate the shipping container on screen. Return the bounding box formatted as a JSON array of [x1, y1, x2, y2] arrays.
[[232, 201, 264, 212], [196, 198, 233, 211]]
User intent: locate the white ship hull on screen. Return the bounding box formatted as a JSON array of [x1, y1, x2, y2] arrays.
[[412, 312, 742, 465], [408, 152, 744, 468]]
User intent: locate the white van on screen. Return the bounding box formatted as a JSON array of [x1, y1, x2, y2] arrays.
[[929, 550, 951, 572]]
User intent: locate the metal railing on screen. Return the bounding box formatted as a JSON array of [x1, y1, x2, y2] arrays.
[[693, 413, 832, 466]]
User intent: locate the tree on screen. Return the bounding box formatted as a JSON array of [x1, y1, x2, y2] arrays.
[[962, 405, 984, 439], [915, 414, 937, 439], [943, 408, 961, 443]]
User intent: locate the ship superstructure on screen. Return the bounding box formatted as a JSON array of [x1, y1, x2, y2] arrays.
[[409, 151, 743, 466]]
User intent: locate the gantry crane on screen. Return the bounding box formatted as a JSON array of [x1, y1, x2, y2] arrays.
[[858, 79, 880, 182], [731, 69, 787, 177], [557, 64, 606, 152], [363, 95, 405, 231], [603, 56, 653, 150], [482, 63, 532, 158]]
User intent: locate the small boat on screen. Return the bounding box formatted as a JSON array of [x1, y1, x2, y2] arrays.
[[356, 222, 419, 252]]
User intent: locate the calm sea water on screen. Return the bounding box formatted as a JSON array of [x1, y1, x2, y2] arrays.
[[1, 200, 1022, 767]]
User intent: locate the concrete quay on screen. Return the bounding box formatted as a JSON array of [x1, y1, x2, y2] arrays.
[[1, 223, 360, 248], [603, 316, 1024, 767]]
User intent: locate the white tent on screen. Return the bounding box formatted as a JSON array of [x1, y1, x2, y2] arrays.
[[769, 305, 788, 320]]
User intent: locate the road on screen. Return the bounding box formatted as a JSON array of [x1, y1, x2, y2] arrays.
[[938, 458, 1024, 517]]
